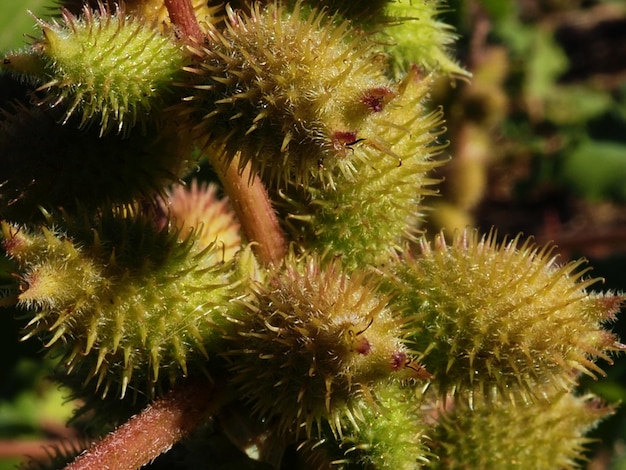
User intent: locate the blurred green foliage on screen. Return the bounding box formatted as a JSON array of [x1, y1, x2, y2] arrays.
[[440, 0, 626, 208], [0, 0, 54, 51]]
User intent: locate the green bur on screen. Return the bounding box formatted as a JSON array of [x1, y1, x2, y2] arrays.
[[393, 230, 622, 403], [302, 383, 431, 469], [428, 392, 613, 469], [2, 3, 186, 135], [2, 209, 245, 398], [382, 0, 470, 78], [281, 68, 445, 269]]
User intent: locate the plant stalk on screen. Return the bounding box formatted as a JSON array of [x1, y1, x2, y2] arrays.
[[211, 153, 287, 267], [164, 0, 205, 43], [64, 380, 219, 470]]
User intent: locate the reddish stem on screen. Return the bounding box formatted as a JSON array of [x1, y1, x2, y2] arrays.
[[64, 380, 219, 470], [164, 0, 204, 44], [212, 154, 287, 267]]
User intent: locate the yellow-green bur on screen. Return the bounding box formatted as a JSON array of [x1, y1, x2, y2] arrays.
[[279, 69, 445, 270], [428, 391, 613, 469], [182, 2, 395, 189], [382, 0, 470, 79], [393, 230, 622, 404], [1, 213, 243, 399], [16, 6, 185, 135], [301, 383, 431, 470], [223, 255, 417, 439]]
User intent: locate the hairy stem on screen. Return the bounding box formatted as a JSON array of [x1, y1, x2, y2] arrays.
[[211, 153, 287, 266], [64, 380, 219, 470], [164, 0, 204, 43]]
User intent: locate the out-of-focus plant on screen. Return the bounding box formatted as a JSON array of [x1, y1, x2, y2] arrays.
[[430, 0, 626, 239]]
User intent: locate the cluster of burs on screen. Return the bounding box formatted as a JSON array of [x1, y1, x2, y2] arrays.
[[0, 0, 622, 468]]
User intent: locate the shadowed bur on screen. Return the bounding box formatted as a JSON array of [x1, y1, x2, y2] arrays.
[[2, 208, 248, 399], [0, 98, 194, 223]]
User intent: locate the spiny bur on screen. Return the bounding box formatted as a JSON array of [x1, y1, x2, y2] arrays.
[[2, 2, 186, 135], [0, 102, 193, 222], [427, 391, 614, 469], [1, 206, 245, 399], [289, 0, 469, 79], [302, 383, 431, 469], [181, 2, 397, 189], [223, 254, 429, 438], [280, 67, 445, 269], [277, 0, 468, 79], [381, 1, 470, 78], [392, 229, 623, 404], [280, 0, 391, 25]]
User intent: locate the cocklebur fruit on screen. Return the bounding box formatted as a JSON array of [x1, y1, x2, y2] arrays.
[[392, 229, 623, 404], [181, 2, 397, 189], [158, 179, 242, 261], [281, 0, 390, 24], [280, 67, 445, 269], [223, 254, 428, 438], [301, 383, 431, 469], [1, 207, 246, 398], [427, 391, 613, 469], [274, 0, 467, 78], [3, 3, 186, 135], [382, 1, 470, 78], [0, 102, 193, 223]]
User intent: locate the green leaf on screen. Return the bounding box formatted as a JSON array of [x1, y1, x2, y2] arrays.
[[545, 85, 614, 125], [0, 0, 53, 52], [524, 29, 569, 101], [561, 139, 626, 201]]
